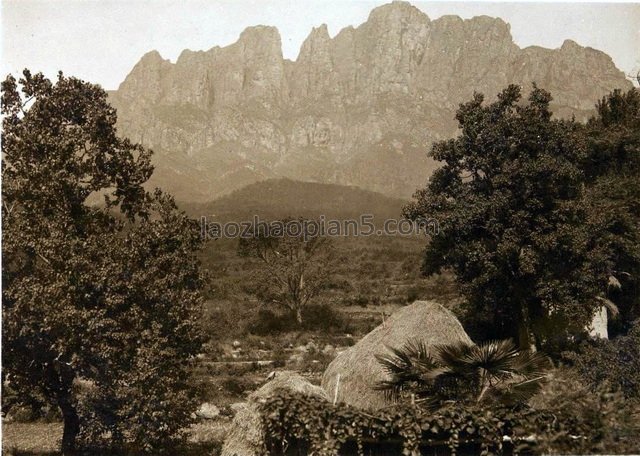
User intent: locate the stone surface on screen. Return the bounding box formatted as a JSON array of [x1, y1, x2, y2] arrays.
[[108, 1, 632, 202], [220, 371, 328, 456], [589, 305, 609, 339], [321, 300, 473, 410], [195, 402, 221, 420]]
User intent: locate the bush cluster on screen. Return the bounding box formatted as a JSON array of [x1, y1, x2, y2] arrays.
[[259, 383, 640, 456], [248, 304, 346, 335], [562, 320, 640, 399]]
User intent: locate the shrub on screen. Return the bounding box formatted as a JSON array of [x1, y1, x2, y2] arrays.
[[529, 368, 640, 454], [324, 278, 353, 291], [405, 286, 422, 303], [344, 294, 369, 307], [247, 309, 296, 335], [301, 303, 345, 332], [295, 349, 336, 374], [260, 383, 640, 456], [562, 320, 640, 398], [247, 304, 346, 334], [221, 377, 254, 396], [202, 300, 249, 340]]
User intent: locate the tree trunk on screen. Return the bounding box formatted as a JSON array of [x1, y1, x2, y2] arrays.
[[295, 307, 303, 325], [58, 390, 80, 455], [518, 305, 537, 352]]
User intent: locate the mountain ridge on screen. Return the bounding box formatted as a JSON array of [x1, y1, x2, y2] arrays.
[[109, 1, 632, 202], [179, 178, 407, 223]]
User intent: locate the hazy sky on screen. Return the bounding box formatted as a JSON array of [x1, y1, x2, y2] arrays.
[[2, 1, 639, 90]]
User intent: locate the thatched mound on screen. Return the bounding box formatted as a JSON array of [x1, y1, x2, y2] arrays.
[[321, 300, 472, 410], [221, 370, 328, 456]]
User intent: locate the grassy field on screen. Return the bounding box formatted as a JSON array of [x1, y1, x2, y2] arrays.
[[198, 233, 460, 340], [2, 421, 230, 456], [3, 423, 62, 455]]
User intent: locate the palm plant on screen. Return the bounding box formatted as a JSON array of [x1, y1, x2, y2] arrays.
[[375, 339, 550, 410]]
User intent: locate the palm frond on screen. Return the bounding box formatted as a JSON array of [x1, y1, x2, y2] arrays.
[[374, 337, 551, 408], [375, 339, 443, 403], [376, 341, 437, 376], [484, 375, 547, 406], [463, 340, 519, 379], [508, 350, 551, 378], [433, 341, 474, 373]]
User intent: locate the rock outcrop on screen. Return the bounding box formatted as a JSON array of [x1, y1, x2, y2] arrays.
[[220, 370, 327, 456], [321, 300, 473, 410], [108, 1, 632, 202]]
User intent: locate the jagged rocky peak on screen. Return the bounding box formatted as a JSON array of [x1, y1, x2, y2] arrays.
[[175, 48, 207, 65], [366, 0, 431, 25], [109, 1, 632, 202], [412, 14, 518, 108], [560, 38, 582, 51], [304, 0, 433, 99], [117, 50, 173, 101], [298, 23, 331, 57], [290, 24, 335, 99], [228, 25, 288, 103], [138, 49, 169, 65], [236, 25, 283, 58], [360, 0, 431, 60]]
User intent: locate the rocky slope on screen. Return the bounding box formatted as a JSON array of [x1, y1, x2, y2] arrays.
[[108, 1, 631, 202]]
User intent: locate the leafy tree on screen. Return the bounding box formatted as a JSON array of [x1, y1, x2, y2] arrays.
[[238, 218, 332, 324], [405, 85, 609, 349], [581, 88, 640, 332], [2, 71, 205, 453], [376, 339, 550, 410]]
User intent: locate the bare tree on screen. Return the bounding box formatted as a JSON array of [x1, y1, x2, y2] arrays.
[[238, 218, 332, 324]]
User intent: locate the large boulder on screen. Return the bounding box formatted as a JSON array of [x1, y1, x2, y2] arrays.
[[321, 300, 472, 410], [221, 370, 328, 456]]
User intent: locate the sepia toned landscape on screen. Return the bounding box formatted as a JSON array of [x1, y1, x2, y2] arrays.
[[2, 1, 640, 455]]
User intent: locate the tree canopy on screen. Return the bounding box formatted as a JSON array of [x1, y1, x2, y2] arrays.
[[405, 85, 622, 349], [582, 88, 640, 333], [2, 71, 205, 453]]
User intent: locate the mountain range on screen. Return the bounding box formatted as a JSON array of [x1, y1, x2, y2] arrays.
[[108, 1, 632, 203]]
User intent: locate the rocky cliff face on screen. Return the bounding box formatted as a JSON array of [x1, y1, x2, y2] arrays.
[[109, 1, 631, 202]]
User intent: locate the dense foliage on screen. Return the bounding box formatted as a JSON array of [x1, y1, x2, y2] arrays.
[[528, 368, 640, 454], [376, 339, 549, 409], [563, 320, 640, 399], [1, 71, 205, 453], [405, 85, 640, 349], [260, 387, 639, 456], [582, 88, 640, 333]]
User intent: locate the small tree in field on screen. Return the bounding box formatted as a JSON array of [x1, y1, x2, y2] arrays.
[[405, 85, 610, 350], [238, 219, 332, 324], [2, 71, 205, 453]]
